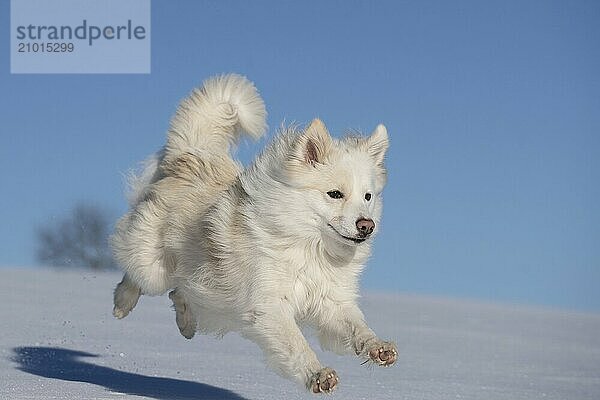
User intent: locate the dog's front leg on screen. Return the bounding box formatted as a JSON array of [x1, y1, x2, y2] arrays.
[[243, 301, 339, 393], [317, 303, 398, 367]]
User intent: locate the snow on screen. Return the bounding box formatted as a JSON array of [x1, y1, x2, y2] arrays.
[[1, 268, 599, 400]]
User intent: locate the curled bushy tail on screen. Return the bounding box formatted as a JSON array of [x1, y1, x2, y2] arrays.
[[164, 73, 267, 162], [124, 74, 267, 207]]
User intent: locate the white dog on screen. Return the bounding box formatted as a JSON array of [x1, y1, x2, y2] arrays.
[[111, 74, 397, 393]]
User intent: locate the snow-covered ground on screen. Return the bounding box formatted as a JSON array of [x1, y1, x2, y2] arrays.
[[1, 268, 598, 400]]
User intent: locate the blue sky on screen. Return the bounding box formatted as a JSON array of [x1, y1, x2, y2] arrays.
[[1, 1, 598, 311]]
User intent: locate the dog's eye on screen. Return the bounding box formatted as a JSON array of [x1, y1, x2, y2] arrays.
[[327, 190, 344, 199], [365, 193, 372, 201]]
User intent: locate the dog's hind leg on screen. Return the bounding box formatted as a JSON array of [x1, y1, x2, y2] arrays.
[[113, 273, 141, 319], [169, 289, 196, 339]]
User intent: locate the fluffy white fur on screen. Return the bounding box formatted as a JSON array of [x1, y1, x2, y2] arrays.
[[111, 73, 397, 393]]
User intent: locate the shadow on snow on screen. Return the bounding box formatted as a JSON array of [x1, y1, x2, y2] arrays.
[[12, 346, 249, 400]]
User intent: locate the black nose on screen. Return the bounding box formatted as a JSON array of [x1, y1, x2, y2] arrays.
[[356, 218, 375, 236]]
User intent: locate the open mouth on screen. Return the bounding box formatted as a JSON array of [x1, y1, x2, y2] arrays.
[[327, 224, 366, 244]]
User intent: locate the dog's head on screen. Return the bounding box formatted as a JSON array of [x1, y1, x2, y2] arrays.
[[285, 119, 389, 247]]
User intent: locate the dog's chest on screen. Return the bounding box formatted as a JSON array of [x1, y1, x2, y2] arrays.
[[274, 241, 361, 321], [283, 251, 344, 321], [288, 275, 321, 322]]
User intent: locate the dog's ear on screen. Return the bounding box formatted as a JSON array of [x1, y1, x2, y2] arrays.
[[366, 124, 389, 166], [299, 119, 332, 166]]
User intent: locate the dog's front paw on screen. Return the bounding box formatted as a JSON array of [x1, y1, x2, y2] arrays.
[[366, 341, 398, 367], [310, 367, 339, 394]]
